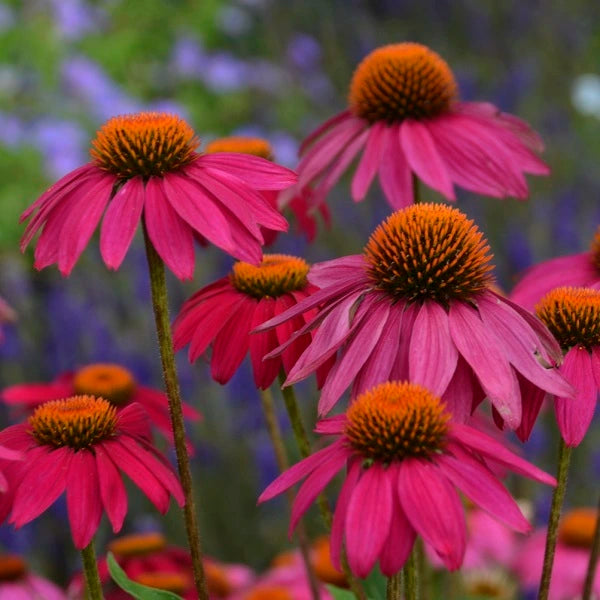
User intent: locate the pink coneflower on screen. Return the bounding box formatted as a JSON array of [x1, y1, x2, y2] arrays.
[[0, 396, 184, 549], [20, 112, 297, 280], [205, 137, 330, 243], [1, 363, 200, 446], [296, 42, 548, 210], [0, 554, 66, 600], [515, 508, 600, 600], [521, 287, 600, 447], [259, 381, 556, 577], [258, 203, 571, 427], [511, 226, 600, 311], [174, 254, 331, 389]]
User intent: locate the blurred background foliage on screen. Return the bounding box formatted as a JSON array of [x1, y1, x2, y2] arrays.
[[0, 0, 598, 590]]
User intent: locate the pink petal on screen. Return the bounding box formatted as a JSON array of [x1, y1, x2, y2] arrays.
[[555, 347, 598, 447], [319, 300, 390, 415], [441, 356, 477, 424], [99, 176, 145, 270], [593, 347, 600, 389], [314, 414, 346, 435], [330, 460, 361, 571], [308, 255, 369, 288], [351, 122, 387, 201], [117, 403, 153, 441], [409, 301, 458, 396], [95, 443, 128, 532], [449, 301, 521, 428], [289, 445, 349, 534], [57, 175, 115, 276], [510, 253, 597, 311], [66, 450, 103, 548], [389, 302, 419, 381], [400, 119, 455, 200], [11, 446, 71, 527], [1, 382, 73, 408], [399, 459, 465, 570], [449, 423, 557, 485], [300, 110, 354, 155], [259, 439, 348, 502], [437, 446, 531, 533], [378, 125, 413, 209], [515, 373, 547, 442], [345, 463, 393, 577], [378, 464, 416, 576], [249, 299, 281, 389], [144, 177, 195, 280]]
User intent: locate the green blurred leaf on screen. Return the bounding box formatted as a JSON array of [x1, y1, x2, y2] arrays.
[[326, 584, 357, 600], [362, 566, 386, 600], [107, 552, 184, 600]]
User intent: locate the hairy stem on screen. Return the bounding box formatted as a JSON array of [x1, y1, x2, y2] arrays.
[[403, 548, 418, 600], [81, 539, 104, 600], [386, 572, 402, 600], [143, 226, 209, 600]]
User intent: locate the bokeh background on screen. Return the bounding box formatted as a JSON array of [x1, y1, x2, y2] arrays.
[[0, 0, 598, 591]]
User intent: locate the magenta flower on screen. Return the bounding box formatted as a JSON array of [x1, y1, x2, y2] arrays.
[[0, 396, 184, 549], [296, 42, 548, 210], [174, 254, 331, 389], [20, 112, 297, 280], [259, 381, 556, 577], [517, 287, 600, 446], [0, 554, 66, 600], [511, 226, 600, 310], [514, 508, 600, 600], [1, 362, 200, 447], [258, 203, 572, 428]]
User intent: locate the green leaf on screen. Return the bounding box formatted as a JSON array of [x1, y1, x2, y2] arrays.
[[362, 566, 386, 600], [107, 552, 184, 600], [326, 584, 357, 600]]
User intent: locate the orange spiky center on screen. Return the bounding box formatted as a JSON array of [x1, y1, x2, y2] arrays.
[[344, 381, 450, 463], [245, 586, 293, 600], [231, 254, 310, 299], [29, 396, 117, 450], [558, 508, 598, 548], [590, 226, 600, 271], [108, 532, 167, 558], [73, 364, 136, 407], [134, 572, 189, 594], [205, 136, 273, 160], [205, 562, 232, 597], [364, 203, 494, 305], [90, 112, 199, 179], [0, 555, 27, 581], [349, 43, 457, 123], [536, 287, 600, 351], [311, 536, 346, 587]]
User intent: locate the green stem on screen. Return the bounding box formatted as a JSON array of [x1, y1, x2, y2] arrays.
[[143, 226, 209, 600], [386, 572, 402, 600], [403, 548, 418, 600], [81, 539, 104, 600], [582, 494, 600, 600], [258, 388, 321, 600], [416, 538, 431, 600], [538, 439, 572, 600], [277, 372, 365, 600], [412, 174, 421, 204]]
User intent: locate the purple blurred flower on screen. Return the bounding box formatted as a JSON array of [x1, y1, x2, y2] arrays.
[[287, 34, 321, 71], [32, 118, 87, 178], [0, 3, 14, 32], [172, 36, 208, 78], [61, 56, 139, 120], [0, 112, 24, 147], [217, 5, 251, 35], [204, 52, 250, 92], [49, 0, 106, 40]]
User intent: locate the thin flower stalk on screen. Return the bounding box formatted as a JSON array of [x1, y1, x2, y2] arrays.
[[403, 549, 418, 600], [582, 496, 600, 600], [81, 540, 104, 600]]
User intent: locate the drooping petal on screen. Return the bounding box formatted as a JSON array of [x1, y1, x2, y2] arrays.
[[409, 301, 457, 397], [345, 463, 393, 577], [554, 346, 598, 447], [441, 356, 477, 424], [449, 301, 521, 428], [95, 443, 128, 533], [351, 122, 387, 202], [299, 110, 354, 155], [514, 373, 547, 442], [99, 176, 145, 270], [449, 423, 557, 485], [66, 450, 103, 549], [308, 255, 369, 288], [249, 299, 281, 389], [378, 125, 413, 209], [144, 177, 195, 280], [1, 382, 74, 409], [399, 459, 465, 570], [314, 414, 346, 435]]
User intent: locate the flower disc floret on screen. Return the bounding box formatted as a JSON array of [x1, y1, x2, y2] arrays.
[[108, 532, 167, 557], [205, 136, 273, 160], [29, 395, 117, 450], [231, 254, 310, 299], [0, 555, 27, 581], [344, 381, 450, 462], [558, 508, 598, 548], [364, 203, 494, 304], [349, 43, 457, 123], [73, 363, 136, 406], [535, 287, 600, 351], [90, 112, 199, 179]]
